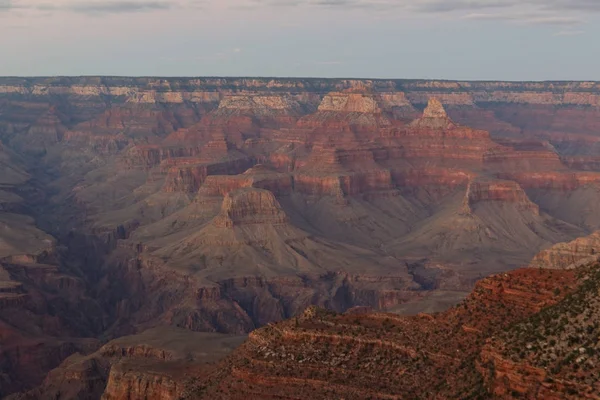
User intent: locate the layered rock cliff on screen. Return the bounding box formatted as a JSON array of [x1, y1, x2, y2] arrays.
[[478, 262, 600, 399], [11, 327, 246, 400], [529, 231, 600, 270], [180, 263, 594, 399]]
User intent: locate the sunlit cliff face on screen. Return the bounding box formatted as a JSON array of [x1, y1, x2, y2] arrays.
[[1, 0, 600, 79]]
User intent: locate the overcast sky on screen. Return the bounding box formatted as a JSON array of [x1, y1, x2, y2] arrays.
[[1, 0, 599, 80]]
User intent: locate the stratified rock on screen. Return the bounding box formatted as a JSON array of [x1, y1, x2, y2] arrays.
[[318, 92, 381, 113], [463, 178, 540, 214], [484, 139, 565, 173], [162, 156, 255, 193], [3, 77, 600, 398], [11, 328, 246, 400], [409, 98, 456, 130], [213, 188, 289, 228], [529, 231, 600, 269], [197, 165, 292, 197], [216, 95, 303, 117], [188, 265, 586, 399], [423, 98, 448, 119], [479, 262, 600, 399]]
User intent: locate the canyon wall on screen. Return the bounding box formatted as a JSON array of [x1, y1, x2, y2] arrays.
[[2, 77, 600, 397]]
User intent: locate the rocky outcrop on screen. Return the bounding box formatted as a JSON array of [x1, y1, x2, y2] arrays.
[[213, 188, 289, 228], [218, 95, 301, 113], [464, 178, 539, 214], [498, 171, 600, 191], [409, 98, 457, 130], [12, 328, 247, 400], [101, 363, 187, 400], [483, 139, 565, 172], [317, 92, 382, 113], [197, 165, 293, 197], [478, 263, 600, 399], [478, 348, 597, 400], [294, 169, 393, 198], [187, 265, 584, 399], [562, 156, 600, 172], [529, 231, 600, 269], [162, 157, 255, 193]]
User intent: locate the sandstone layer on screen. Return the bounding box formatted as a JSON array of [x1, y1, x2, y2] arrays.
[[529, 231, 600, 270]]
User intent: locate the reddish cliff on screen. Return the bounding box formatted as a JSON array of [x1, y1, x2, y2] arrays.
[[478, 263, 600, 399], [13, 328, 246, 400], [464, 178, 540, 214], [197, 165, 293, 197], [498, 171, 600, 191], [213, 188, 290, 228], [184, 265, 583, 399], [162, 157, 255, 193]]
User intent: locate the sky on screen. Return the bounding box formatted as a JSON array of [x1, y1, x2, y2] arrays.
[[1, 0, 599, 80]]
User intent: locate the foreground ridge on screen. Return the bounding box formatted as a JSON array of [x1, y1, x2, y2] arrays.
[[179, 263, 600, 399]]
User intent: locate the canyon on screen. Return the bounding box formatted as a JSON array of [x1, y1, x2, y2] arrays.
[[1, 77, 600, 398]]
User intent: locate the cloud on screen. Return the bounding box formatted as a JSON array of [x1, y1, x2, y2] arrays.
[[68, 1, 172, 13], [415, 0, 515, 13], [5, 0, 600, 24], [543, 0, 600, 12], [6, 0, 175, 14], [235, 0, 599, 26], [462, 12, 584, 26]]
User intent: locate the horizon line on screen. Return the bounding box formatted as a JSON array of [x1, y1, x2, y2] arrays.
[[1, 75, 599, 84]]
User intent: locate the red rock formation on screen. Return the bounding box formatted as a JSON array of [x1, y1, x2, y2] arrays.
[[293, 169, 393, 198], [184, 266, 581, 399], [213, 188, 289, 228], [383, 99, 501, 170], [409, 97, 456, 129], [464, 178, 539, 214], [484, 139, 565, 172], [498, 171, 600, 191], [562, 156, 600, 171], [4, 77, 600, 398], [13, 328, 246, 400], [317, 92, 382, 113], [197, 165, 292, 197], [391, 167, 471, 188], [296, 91, 393, 137], [478, 263, 600, 399], [162, 157, 255, 193]]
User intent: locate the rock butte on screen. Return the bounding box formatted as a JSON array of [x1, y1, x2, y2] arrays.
[[1, 77, 600, 397]]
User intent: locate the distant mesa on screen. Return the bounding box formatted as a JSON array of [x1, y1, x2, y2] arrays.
[[317, 92, 381, 113], [213, 188, 290, 228], [410, 97, 457, 129], [216, 94, 302, 116], [423, 98, 448, 119], [463, 178, 540, 215]]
